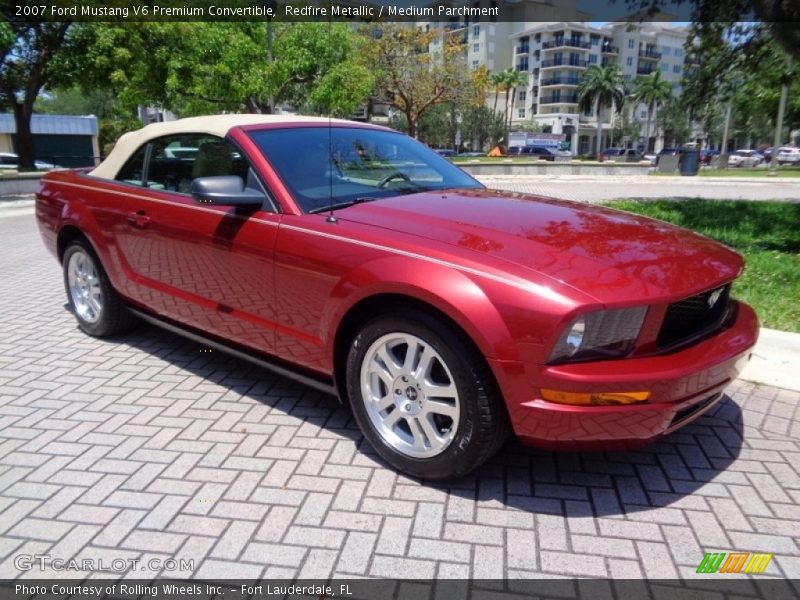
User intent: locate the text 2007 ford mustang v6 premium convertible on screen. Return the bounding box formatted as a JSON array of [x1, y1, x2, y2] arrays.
[[36, 115, 758, 480]]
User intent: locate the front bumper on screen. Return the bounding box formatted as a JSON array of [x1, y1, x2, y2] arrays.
[[498, 301, 758, 451]]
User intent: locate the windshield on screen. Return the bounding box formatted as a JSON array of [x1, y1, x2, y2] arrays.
[[247, 126, 484, 213]]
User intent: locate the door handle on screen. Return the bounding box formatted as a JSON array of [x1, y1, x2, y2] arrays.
[[126, 210, 150, 228]]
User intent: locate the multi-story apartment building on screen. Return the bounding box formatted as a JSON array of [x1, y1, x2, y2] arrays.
[[419, 0, 586, 72], [509, 22, 691, 154]]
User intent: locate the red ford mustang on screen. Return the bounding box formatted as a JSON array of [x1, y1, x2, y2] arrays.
[[36, 115, 758, 480]]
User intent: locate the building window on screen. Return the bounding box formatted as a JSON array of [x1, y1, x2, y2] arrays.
[[588, 54, 598, 64], [675, 48, 683, 57], [628, 39, 635, 49], [473, 25, 480, 37], [534, 33, 541, 42], [590, 34, 600, 46], [673, 64, 681, 73], [518, 90, 527, 101], [626, 57, 633, 66], [662, 46, 671, 55], [518, 108, 526, 118], [472, 60, 479, 69], [473, 43, 480, 52], [640, 110, 647, 119], [661, 63, 669, 72]]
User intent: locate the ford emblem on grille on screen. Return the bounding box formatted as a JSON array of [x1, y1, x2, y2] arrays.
[[707, 287, 724, 308]]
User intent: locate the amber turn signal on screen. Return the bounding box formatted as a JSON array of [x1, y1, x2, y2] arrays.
[[540, 389, 651, 406]]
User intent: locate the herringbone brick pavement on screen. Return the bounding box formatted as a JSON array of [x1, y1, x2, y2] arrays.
[[1, 213, 799, 581]]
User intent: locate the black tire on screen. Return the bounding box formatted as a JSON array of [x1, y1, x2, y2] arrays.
[[346, 309, 510, 481], [62, 238, 136, 337]]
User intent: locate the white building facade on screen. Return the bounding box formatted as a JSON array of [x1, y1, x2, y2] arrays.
[[509, 22, 692, 154]]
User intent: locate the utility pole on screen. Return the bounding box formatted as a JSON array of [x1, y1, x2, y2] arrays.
[[769, 56, 792, 177]]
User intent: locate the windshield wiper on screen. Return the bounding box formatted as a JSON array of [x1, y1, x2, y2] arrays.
[[308, 197, 377, 214]]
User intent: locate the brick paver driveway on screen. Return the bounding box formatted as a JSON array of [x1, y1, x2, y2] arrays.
[[1, 211, 799, 581]]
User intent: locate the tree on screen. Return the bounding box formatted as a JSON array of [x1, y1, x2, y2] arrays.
[[630, 70, 672, 152], [577, 64, 625, 155], [76, 22, 371, 118], [367, 24, 476, 138], [656, 98, 692, 147], [0, 22, 76, 170], [461, 106, 506, 150], [502, 68, 529, 138], [629, 1, 799, 61]]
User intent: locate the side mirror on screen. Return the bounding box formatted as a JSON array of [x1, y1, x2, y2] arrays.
[[191, 176, 265, 207]]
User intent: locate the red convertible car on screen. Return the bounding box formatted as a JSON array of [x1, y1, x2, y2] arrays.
[[36, 115, 758, 480]]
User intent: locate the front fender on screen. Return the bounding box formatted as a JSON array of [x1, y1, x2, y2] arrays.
[[323, 254, 520, 363]]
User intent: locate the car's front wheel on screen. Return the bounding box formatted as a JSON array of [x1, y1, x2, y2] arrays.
[[63, 239, 135, 337], [346, 311, 509, 480]]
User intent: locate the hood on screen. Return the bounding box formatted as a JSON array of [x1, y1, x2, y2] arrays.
[[338, 189, 743, 304]]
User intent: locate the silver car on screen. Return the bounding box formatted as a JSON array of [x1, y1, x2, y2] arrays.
[[727, 149, 763, 168]]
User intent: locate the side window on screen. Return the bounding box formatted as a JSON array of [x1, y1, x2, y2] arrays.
[[116, 145, 147, 186], [130, 133, 275, 211]]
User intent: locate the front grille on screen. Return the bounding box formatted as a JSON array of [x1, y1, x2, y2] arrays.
[[657, 284, 731, 349]]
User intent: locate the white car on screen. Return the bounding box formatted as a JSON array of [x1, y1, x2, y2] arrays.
[[776, 146, 800, 166], [727, 149, 763, 168], [0, 152, 59, 170]]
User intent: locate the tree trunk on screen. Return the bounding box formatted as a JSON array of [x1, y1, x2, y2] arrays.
[[405, 109, 416, 138], [595, 97, 602, 156], [12, 102, 36, 172]]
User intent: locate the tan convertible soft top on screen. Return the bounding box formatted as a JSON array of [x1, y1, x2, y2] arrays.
[[90, 113, 357, 179]]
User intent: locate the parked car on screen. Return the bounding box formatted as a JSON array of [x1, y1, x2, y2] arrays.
[[432, 148, 456, 158], [507, 146, 558, 160], [0, 152, 59, 170], [599, 148, 642, 162], [643, 153, 658, 165], [699, 149, 719, 166], [727, 149, 763, 168], [36, 115, 758, 480], [523, 146, 559, 161], [776, 146, 800, 166], [457, 151, 485, 158]]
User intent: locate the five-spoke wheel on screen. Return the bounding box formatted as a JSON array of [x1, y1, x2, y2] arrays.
[[347, 310, 509, 480], [62, 239, 135, 337]]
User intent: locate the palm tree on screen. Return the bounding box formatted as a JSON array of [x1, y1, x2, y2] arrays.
[[631, 70, 672, 152], [504, 68, 529, 134], [577, 64, 625, 156], [490, 71, 507, 114]]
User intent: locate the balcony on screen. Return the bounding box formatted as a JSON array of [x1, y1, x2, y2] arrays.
[[637, 65, 656, 75], [515, 44, 530, 54], [540, 76, 581, 86], [638, 49, 662, 60], [541, 58, 587, 68], [540, 94, 578, 104], [542, 39, 591, 50], [601, 44, 619, 54]]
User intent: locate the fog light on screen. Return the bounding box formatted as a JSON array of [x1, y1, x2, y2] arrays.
[[541, 389, 650, 406]]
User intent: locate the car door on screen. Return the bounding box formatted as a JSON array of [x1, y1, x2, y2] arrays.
[[109, 134, 281, 354]]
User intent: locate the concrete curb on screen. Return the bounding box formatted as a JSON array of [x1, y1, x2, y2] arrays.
[[740, 328, 800, 392]]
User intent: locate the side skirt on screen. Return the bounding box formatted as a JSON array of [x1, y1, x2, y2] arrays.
[[127, 308, 339, 398]]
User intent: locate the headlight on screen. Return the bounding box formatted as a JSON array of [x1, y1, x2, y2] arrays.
[[549, 306, 647, 364]]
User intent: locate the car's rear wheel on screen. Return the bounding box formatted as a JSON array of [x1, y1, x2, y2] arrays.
[[63, 239, 135, 337], [346, 310, 509, 480]]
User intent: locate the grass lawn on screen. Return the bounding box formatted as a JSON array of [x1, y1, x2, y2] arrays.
[[604, 199, 800, 333]]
